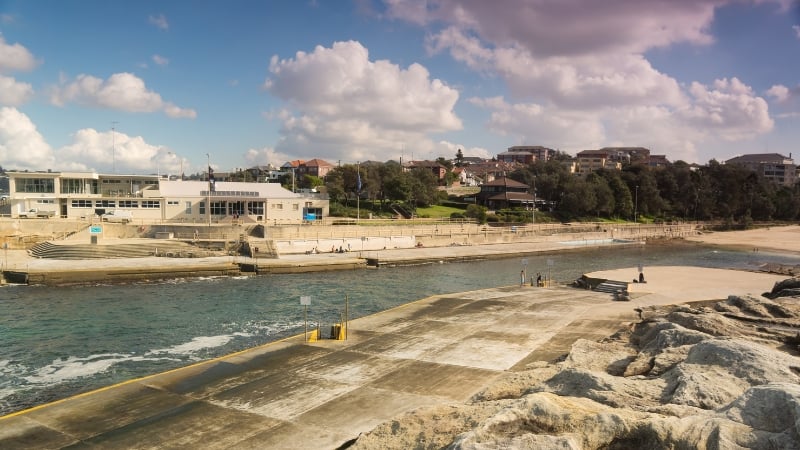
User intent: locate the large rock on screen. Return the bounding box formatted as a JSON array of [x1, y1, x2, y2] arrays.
[[350, 290, 800, 449]]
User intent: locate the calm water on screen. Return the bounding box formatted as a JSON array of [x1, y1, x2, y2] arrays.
[[1, 243, 798, 416]]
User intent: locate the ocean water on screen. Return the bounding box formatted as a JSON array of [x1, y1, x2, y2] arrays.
[[1, 243, 798, 416]]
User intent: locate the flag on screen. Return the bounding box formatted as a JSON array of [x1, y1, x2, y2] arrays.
[[356, 171, 362, 192], [208, 166, 216, 192]]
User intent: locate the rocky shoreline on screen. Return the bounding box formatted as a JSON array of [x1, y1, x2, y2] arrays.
[[348, 280, 800, 449]]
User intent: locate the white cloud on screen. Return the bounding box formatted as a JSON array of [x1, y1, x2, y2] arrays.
[[264, 40, 462, 162], [390, 0, 782, 163], [49, 72, 196, 119], [430, 27, 686, 109], [148, 13, 169, 31], [395, 0, 718, 58], [152, 54, 169, 66], [0, 107, 55, 170], [767, 84, 791, 103], [469, 96, 607, 149], [0, 34, 39, 72], [433, 140, 492, 160], [680, 77, 773, 141], [57, 128, 174, 173], [243, 146, 292, 167], [0, 75, 33, 106]]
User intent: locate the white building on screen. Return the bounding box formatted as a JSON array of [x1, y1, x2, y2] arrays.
[[6, 171, 328, 224]]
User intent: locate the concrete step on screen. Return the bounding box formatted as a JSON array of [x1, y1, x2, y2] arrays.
[[27, 241, 211, 260], [594, 280, 629, 294]]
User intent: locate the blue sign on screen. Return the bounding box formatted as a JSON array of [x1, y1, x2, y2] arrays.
[[304, 213, 316, 221], [90, 226, 102, 234]]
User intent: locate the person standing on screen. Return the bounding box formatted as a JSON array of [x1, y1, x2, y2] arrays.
[[520, 270, 525, 287]]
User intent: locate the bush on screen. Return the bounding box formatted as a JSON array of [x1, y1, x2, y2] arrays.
[[465, 204, 488, 224], [450, 212, 466, 219]]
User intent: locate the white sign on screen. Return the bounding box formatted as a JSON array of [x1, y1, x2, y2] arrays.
[[300, 296, 311, 306], [547, 259, 554, 267], [521, 258, 528, 266]]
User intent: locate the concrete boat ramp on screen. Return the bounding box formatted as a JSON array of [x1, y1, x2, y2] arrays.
[[0, 267, 786, 449]]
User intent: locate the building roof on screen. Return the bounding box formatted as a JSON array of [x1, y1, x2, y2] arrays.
[[158, 180, 300, 198], [481, 176, 530, 188], [576, 149, 610, 157], [302, 158, 334, 168], [726, 153, 794, 165]]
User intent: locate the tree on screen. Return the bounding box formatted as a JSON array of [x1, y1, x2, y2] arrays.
[[587, 173, 614, 218], [409, 168, 439, 207], [455, 148, 464, 167]]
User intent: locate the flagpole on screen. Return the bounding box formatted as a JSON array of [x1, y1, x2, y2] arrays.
[[356, 161, 360, 223], [206, 153, 211, 227]]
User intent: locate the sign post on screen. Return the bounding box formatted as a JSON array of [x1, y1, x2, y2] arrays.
[[300, 296, 311, 342]]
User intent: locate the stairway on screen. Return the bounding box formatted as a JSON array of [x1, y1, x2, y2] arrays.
[[27, 240, 220, 260], [593, 279, 629, 294]]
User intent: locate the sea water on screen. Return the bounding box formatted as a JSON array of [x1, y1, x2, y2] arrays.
[[1, 243, 798, 416]]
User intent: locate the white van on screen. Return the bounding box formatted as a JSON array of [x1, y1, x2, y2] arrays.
[[101, 210, 133, 223]]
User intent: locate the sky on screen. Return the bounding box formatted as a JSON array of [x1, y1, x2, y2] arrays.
[[0, 0, 798, 176]]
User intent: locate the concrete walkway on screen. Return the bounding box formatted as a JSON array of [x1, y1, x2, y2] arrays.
[[0, 266, 787, 449]]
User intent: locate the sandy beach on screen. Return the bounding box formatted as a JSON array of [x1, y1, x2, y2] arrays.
[[685, 225, 800, 254]]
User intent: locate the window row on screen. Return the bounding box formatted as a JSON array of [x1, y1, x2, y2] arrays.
[[71, 200, 161, 208]]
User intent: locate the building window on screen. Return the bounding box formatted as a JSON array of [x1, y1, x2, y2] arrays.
[[293, 203, 299, 210], [142, 200, 160, 208], [167, 200, 179, 206], [61, 179, 85, 194], [96, 200, 116, 208], [185, 201, 192, 214], [119, 200, 138, 208], [210, 202, 226, 215], [36, 199, 55, 204], [199, 201, 205, 215], [247, 201, 264, 215], [71, 200, 92, 208], [16, 178, 55, 193]]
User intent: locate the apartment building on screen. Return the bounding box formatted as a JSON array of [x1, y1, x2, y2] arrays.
[[725, 153, 798, 186]]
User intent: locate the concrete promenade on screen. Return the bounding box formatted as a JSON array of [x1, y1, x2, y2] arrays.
[[0, 266, 787, 449]]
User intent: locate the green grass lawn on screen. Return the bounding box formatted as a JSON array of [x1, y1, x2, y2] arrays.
[[415, 204, 466, 218]]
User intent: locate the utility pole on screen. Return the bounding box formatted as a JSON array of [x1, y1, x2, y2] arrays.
[[634, 185, 639, 223]]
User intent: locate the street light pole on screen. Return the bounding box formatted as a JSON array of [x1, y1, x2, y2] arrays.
[[634, 185, 639, 223], [532, 175, 536, 226]]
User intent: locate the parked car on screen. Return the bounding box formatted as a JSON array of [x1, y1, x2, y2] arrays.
[[19, 208, 56, 218], [101, 210, 133, 223]]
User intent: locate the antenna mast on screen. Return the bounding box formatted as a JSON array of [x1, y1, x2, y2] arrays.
[[111, 121, 119, 173]]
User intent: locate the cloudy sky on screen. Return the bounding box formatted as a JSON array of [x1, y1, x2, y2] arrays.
[[0, 0, 798, 175]]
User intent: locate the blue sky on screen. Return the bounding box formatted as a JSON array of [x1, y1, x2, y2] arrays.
[[0, 0, 798, 176]]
